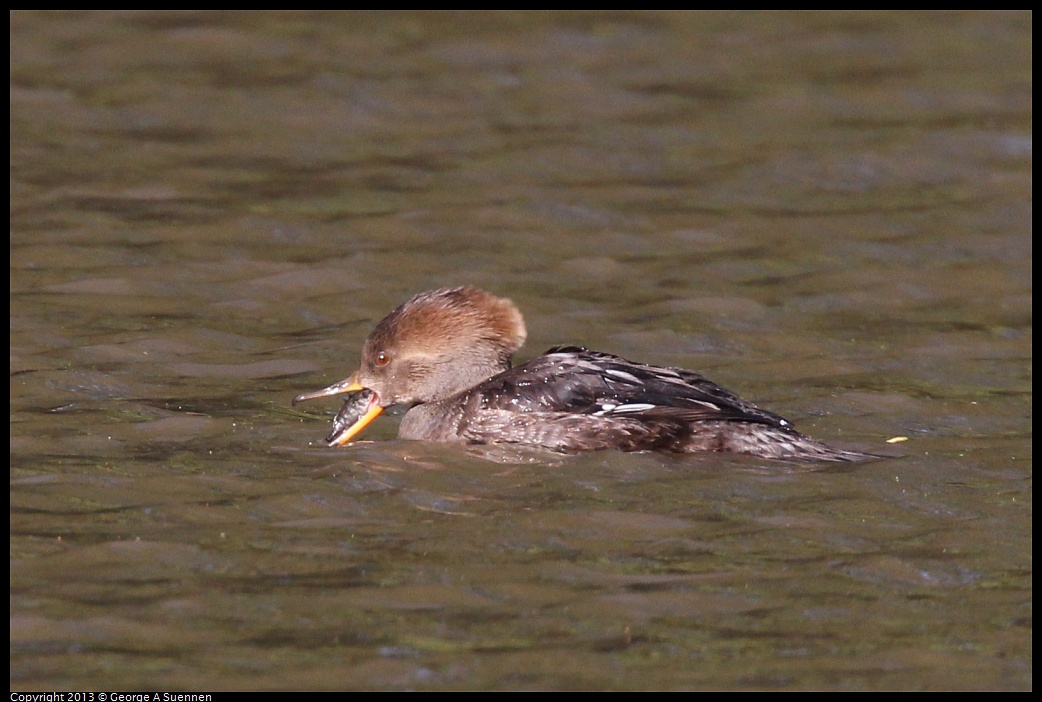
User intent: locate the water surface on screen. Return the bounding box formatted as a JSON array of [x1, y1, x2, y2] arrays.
[[10, 11, 1031, 691]]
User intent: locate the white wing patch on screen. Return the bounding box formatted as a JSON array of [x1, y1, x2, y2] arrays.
[[612, 403, 657, 413], [593, 402, 658, 416], [604, 368, 641, 383]]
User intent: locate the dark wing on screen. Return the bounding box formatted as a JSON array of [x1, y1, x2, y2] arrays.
[[475, 348, 797, 431]]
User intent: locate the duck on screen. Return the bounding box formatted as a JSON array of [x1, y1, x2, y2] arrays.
[[293, 286, 871, 462]]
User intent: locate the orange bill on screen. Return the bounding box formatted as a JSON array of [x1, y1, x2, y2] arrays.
[[327, 391, 383, 446], [294, 373, 385, 446], [292, 374, 365, 405]]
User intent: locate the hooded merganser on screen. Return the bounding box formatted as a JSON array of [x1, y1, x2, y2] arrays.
[[294, 287, 870, 462]]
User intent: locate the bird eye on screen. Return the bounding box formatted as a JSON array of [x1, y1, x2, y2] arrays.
[[374, 351, 391, 367]]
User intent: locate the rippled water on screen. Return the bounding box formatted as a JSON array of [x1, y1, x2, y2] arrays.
[[11, 11, 1031, 690]]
